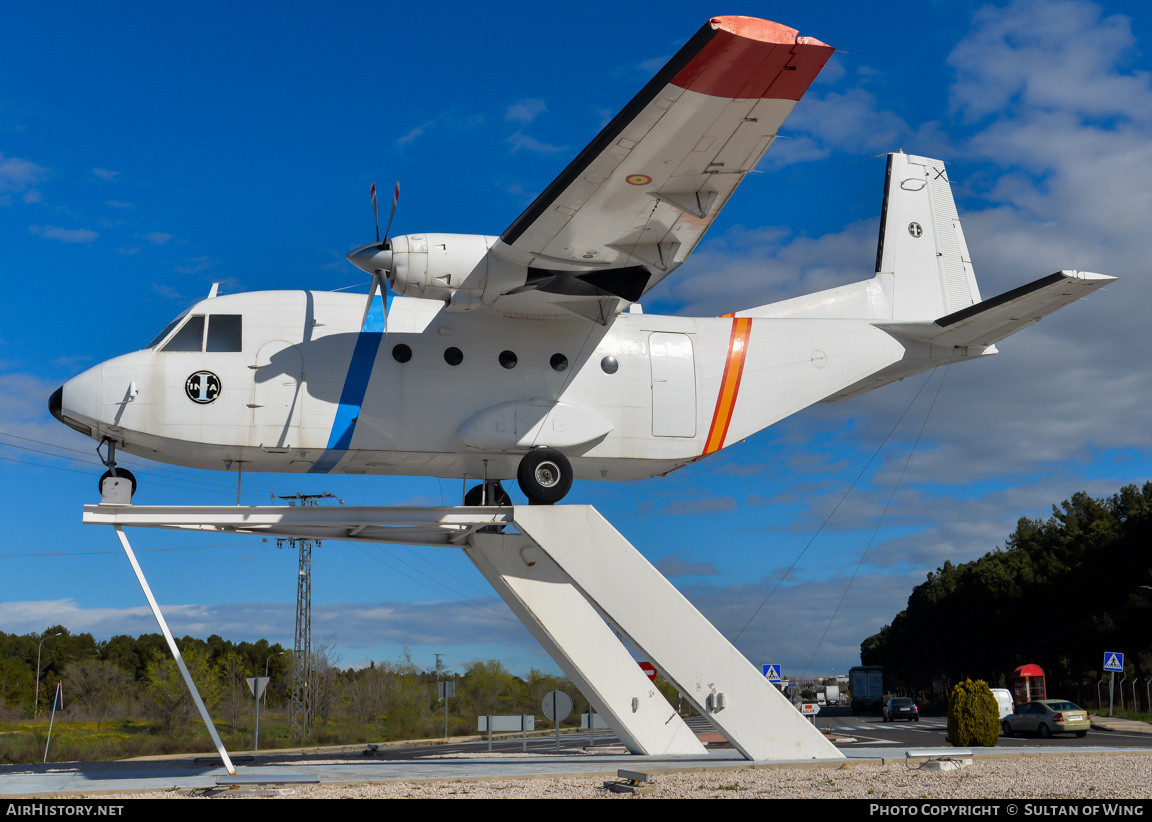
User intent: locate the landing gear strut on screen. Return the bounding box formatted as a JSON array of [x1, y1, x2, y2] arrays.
[[96, 438, 137, 499], [463, 480, 512, 507], [516, 447, 572, 505]]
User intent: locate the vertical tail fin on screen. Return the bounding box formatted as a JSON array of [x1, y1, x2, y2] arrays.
[[875, 152, 981, 321]]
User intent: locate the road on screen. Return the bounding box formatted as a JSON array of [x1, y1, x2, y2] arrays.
[[812, 705, 1152, 750]]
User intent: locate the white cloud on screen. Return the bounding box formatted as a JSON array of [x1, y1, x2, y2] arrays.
[[0, 153, 49, 194], [505, 98, 546, 124], [28, 224, 97, 243], [106, 200, 134, 209], [91, 168, 119, 181], [145, 231, 173, 245], [396, 120, 433, 147], [0, 598, 532, 652], [638, 56, 669, 75], [507, 131, 567, 154], [174, 255, 215, 274], [948, 0, 1152, 124]]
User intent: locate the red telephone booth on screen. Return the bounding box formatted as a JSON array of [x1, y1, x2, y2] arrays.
[[1011, 664, 1046, 704]]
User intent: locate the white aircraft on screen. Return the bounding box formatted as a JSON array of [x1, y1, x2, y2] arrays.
[[50, 16, 1113, 505]]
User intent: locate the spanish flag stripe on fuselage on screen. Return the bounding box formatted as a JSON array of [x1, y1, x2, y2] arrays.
[[703, 317, 752, 455]]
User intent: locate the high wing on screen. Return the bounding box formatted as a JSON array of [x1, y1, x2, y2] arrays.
[[488, 16, 834, 316]]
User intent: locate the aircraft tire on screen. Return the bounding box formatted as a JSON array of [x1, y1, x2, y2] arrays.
[[517, 447, 572, 505], [98, 468, 137, 497], [463, 481, 512, 507]]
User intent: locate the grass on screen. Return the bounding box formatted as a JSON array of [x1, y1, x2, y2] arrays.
[[0, 710, 576, 764]]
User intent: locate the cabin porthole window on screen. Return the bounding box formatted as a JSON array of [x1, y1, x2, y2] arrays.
[[392, 344, 412, 363], [550, 353, 568, 372], [600, 355, 619, 374], [444, 347, 463, 366], [499, 350, 517, 369]]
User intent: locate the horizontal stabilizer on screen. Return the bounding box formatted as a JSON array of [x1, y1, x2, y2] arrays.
[[875, 270, 1114, 348]]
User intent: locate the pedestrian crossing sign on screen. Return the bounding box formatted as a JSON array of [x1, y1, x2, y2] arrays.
[[1103, 652, 1124, 672]]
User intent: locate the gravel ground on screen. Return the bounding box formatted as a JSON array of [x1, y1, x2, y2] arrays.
[[74, 753, 1152, 799]]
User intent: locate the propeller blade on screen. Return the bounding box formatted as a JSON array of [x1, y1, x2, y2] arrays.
[[360, 272, 381, 332], [371, 182, 380, 243], [383, 181, 399, 245]]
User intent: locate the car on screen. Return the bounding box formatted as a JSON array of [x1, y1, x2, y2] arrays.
[[883, 697, 920, 722], [990, 688, 1015, 720], [1001, 700, 1090, 738]]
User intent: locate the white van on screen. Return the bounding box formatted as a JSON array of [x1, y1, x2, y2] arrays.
[[991, 688, 1015, 720]]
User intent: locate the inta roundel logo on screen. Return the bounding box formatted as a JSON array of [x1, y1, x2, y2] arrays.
[[185, 371, 221, 404], [625, 174, 652, 186]]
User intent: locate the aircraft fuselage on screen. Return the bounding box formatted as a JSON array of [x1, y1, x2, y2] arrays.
[[52, 284, 918, 484]]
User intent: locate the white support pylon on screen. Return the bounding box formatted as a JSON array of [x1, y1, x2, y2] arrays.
[[466, 529, 705, 755], [510, 506, 842, 762]]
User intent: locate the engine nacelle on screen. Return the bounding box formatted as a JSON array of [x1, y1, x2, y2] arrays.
[[389, 233, 495, 303]]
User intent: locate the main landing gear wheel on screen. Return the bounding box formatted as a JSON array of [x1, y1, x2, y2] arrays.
[[516, 447, 572, 505], [464, 480, 512, 507], [98, 468, 137, 498]]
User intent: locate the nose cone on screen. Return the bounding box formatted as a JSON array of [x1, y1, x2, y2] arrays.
[[50, 366, 100, 438], [346, 242, 393, 276]]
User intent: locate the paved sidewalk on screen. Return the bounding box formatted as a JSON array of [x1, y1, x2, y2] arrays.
[[1090, 715, 1152, 734]]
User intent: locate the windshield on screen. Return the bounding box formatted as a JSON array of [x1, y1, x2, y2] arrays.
[[147, 308, 191, 349]]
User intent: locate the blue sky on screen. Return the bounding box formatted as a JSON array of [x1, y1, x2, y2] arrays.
[[2, 0, 1149, 683]]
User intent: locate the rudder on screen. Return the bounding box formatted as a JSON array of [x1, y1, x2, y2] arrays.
[[875, 151, 981, 321]]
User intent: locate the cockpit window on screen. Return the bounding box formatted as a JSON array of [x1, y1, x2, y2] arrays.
[[162, 315, 205, 352], [206, 315, 242, 352], [147, 310, 190, 349]]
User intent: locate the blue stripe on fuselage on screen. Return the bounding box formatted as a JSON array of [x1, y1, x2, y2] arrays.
[[307, 294, 385, 473]]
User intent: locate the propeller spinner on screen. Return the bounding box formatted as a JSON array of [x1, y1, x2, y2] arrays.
[[348, 181, 399, 330]]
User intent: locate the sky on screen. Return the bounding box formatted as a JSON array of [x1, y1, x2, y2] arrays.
[[1, 0, 1149, 685]]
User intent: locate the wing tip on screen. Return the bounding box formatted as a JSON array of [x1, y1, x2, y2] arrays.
[[1060, 269, 1117, 283], [708, 15, 831, 49]]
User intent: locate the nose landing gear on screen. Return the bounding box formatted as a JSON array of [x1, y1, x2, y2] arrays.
[[96, 438, 137, 501]]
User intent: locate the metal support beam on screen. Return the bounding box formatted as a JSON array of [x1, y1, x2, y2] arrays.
[[510, 507, 841, 761], [466, 531, 704, 755], [112, 526, 236, 775], [87, 503, 843, 762]]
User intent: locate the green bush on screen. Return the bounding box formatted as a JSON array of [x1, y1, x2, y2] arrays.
[[946, 679, 999, 747]]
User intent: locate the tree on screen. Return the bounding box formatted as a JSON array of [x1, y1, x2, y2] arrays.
[[217, 652, 250, 731], [462, 660, 515, 716], [144, 646, 221, 736], [63, 660, 135, 728]]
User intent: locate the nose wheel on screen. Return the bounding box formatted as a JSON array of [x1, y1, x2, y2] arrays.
[[516, 447, 573, 505], [96, 437, 136, 500], [98, 468, 137, 498]]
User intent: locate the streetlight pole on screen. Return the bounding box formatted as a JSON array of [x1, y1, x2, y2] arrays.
[[264, 651, 284, 708], [33, 632, 62, 719]]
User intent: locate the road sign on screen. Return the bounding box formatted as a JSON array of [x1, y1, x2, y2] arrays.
[[799, 703, 820, 715], [542, 690, 573, 722], [763, 664, 781, 683], [246, 677, 270, 699], [1104, 652, 1125, 672], [639, 661, 657, 681]]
